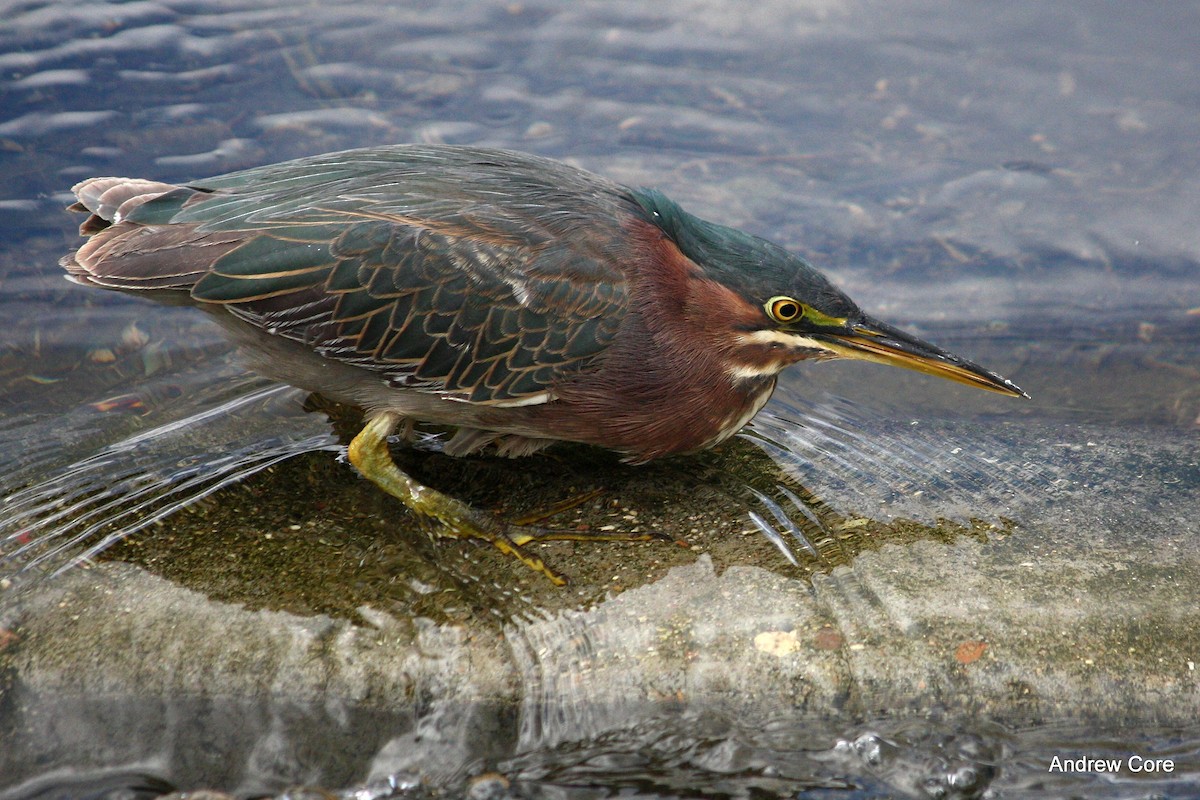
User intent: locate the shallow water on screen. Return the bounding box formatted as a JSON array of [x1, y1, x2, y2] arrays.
[[1, 0, 1199, 798], [3, 716, 1199, 800]]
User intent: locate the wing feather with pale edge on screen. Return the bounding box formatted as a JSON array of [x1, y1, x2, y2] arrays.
[[87, 147, 637, 405]]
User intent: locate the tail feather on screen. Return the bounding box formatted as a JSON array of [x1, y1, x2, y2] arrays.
[[62, 177, 241, 295], [70, 177, 180, 228]]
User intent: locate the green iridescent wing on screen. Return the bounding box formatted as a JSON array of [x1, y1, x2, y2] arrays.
[[84, 146, 636, 404]]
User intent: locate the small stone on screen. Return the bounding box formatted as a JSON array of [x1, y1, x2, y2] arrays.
[[121, 321, 150, 350], [88, 347, 117, 363], [814, 626, 844, 650], [754, 630, 800, 656]]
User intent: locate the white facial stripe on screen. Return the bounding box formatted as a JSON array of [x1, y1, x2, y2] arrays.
[[735, 329, 840, 353], [726, 362, 783, 379], [724, 331, 841, 380]]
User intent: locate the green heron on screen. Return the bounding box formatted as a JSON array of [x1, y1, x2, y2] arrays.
[[62, 145, 1026, 584]]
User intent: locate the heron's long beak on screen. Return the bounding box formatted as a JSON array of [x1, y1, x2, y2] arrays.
[[813, 316, 1028, 398]]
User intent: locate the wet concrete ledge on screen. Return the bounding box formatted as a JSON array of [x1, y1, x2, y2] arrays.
[[3, 515, 1199, 789]]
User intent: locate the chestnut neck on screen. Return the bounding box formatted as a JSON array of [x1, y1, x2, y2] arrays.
[[548, 218, 778, 461]]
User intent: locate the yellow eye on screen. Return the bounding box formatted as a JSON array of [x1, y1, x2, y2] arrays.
[[766, 296, 805, 323]]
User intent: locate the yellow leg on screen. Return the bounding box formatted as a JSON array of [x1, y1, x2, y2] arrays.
[[347, 412, 661, 585]]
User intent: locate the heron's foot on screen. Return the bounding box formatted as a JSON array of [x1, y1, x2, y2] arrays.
[[347, 413, 661, 585]]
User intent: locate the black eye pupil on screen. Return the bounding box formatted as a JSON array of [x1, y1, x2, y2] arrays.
[[776, 302, 799, 320]]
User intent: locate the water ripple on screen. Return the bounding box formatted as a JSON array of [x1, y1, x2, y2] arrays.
[[0, 376, 336, 583], [745, 387, 1057, 526]]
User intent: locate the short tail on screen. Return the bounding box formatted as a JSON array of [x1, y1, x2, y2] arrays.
[[69, 177, 180, 230], [61, 177, 236, 294]]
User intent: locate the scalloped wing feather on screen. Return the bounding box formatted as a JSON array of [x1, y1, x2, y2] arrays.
[[63, 146, 638, 405]]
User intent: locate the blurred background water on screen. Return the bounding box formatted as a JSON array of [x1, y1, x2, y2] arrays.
[[1, 0, 1198, 798]]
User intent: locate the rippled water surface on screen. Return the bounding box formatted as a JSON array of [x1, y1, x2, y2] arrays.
[[1, 1, 1198, 798]]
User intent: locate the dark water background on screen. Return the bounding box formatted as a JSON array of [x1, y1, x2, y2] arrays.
[[1, 1, 1199, 798]]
